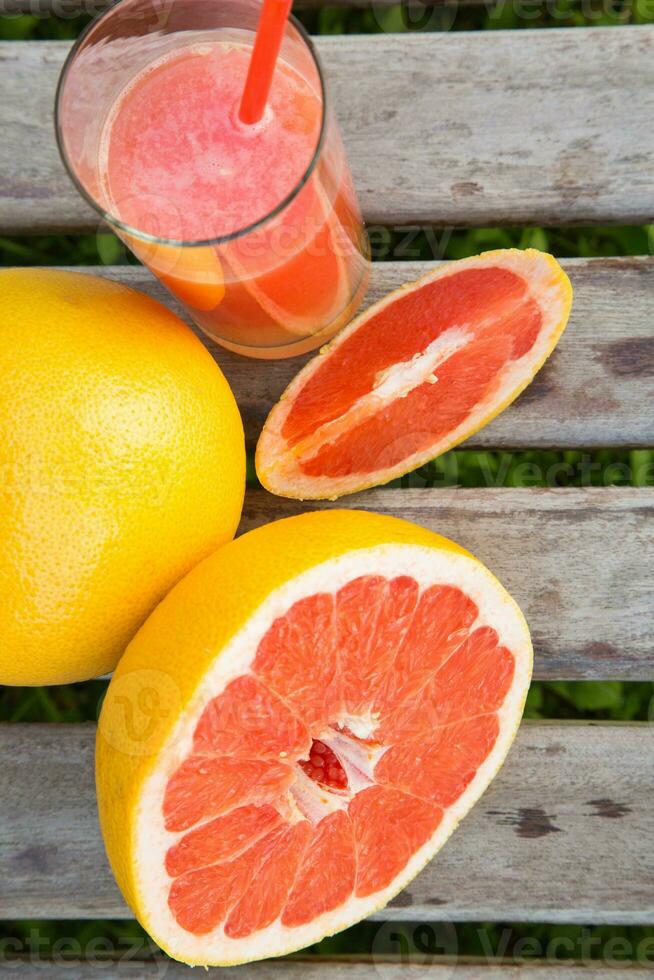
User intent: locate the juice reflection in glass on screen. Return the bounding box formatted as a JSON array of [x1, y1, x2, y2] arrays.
[[56, 0, 370, 359]]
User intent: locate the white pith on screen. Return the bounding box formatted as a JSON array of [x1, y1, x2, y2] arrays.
[[133, 543, 532, 965], [257, 249, 571, 498], [372, 326, 472, 400], [286, 325, 474, 462]]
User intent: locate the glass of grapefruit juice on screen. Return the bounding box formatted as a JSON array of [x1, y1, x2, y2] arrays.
[[55, 0, 370, 359]]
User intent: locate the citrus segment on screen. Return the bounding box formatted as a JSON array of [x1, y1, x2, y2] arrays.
[[376, 627, 515, 744], [350, 787, 443, 897], [193, 674, 310, 760], [226, 184, 348, 327], [376, 714, 501, 807], [254, 592, 339, 729], [124, 234, 225, 313], [223, 822, 313, 939], [256, 249, 572, 499], [434, 629, 516, 723], [157, 247, 225, 313], [338, 575, 418, 718], [219, 176, 365, 350], [168, 857, 253, 935], [378, 585, 478, 713], [96, 510, 532, 966], [165, 805, 282, 878], [282, 811, 356, 927], [163, 757, 293, 833]]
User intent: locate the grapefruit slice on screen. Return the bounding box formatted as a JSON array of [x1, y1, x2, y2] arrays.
[[256, 248, 572, 498], [97, 510, 532, 966], [211, 173, 369, 355], [224, 181, 356, 332], [123, 235, 225, 313]]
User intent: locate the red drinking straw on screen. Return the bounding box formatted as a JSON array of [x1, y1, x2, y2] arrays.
[[239, 0, 294, 126]]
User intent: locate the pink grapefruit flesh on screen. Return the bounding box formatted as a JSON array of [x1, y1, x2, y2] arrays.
[[96, 511, 532, 966], [159, 573, 529, 955], [256, 249, 572, 498]]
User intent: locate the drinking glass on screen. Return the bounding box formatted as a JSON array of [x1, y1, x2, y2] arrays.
[[56, 0, 370, 359]]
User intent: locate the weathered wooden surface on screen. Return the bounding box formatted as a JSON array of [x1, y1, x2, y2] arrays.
[[3, 960, 654, 979], [241, 487, 654, 679], [12, 484, 650, 679], [75, 257, 654, 450], [2, 30, 654, 232], [1, 723, 652, 922]]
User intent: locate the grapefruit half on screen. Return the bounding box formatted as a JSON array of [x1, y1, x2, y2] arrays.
[[256, 249, 572, 498], [97, 509, 532, 965]]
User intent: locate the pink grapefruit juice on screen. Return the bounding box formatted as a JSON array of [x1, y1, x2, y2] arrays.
[[100, 40, 369, 357]]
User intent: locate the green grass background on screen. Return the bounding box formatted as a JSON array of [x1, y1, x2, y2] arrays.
[[1, 1, 653, 968]]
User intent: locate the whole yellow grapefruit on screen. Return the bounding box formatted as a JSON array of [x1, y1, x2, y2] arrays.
[[0, 269, 245, 686]]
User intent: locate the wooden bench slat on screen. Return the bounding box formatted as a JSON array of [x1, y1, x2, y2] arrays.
[[3, 961, 654, 979], [241, 487, 654, 680], [1, 722, 652, 922], [88, 257, 654, 450], [2, 29, 654, 232]]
